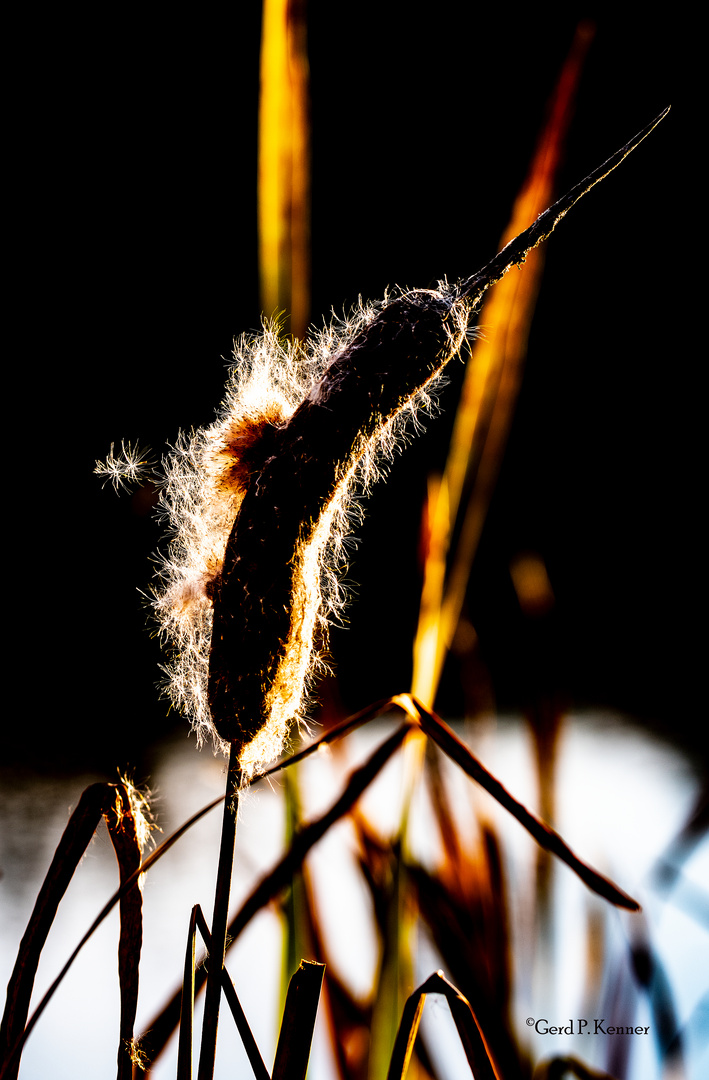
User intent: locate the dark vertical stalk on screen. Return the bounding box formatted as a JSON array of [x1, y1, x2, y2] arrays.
[[177, 906, 199, 1080], [197, 742, 242, 1079]]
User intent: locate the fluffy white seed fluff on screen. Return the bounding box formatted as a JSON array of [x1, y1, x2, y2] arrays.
[[98, 286, 467, 773]]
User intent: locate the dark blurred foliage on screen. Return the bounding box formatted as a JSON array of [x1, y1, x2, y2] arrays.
[[6, 6, 693, 774]]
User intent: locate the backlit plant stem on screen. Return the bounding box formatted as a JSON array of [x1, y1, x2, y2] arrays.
[[197, 742, 242, 1080]]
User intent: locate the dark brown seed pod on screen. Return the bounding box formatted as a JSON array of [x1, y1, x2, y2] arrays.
[[208, 287, 469, 769], [111, 109, 671, 777], [208, 108, 669, 774]]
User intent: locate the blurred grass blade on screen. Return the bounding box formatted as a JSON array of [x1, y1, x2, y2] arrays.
[[138, 722, 413, 1069], [387, 971, 500, 1080], [628, 935, 684, 1071], [533, 1056, 619, 1079], [286, 824, 369, 1079], [406, 833, 523, 1078], [272, 959, 325, 1080], [259, 0, 310, 336], [385, 987, 424, 1080], [280, 767, 313, 1015], [0, 781, 144, 1080], [410, 697, 639, 910], [367, 849, 414, 1080], [412, 22, 594, 707]]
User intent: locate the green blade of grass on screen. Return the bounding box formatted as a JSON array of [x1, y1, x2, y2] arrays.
[[385, 987, 425, 1080]]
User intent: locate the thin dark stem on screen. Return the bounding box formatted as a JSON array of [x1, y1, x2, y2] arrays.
[[197, 741, 242, 1080], [459, 106, 670, 309]]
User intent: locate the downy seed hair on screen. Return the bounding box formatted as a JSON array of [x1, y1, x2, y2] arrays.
[[154, 286, 469, 778], [96, 108, 669, 779]]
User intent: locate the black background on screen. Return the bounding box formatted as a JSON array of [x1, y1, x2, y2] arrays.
[[6, 6, 696, 774]]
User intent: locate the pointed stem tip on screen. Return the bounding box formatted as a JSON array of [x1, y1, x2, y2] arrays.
[[460, 106, 671, 306]]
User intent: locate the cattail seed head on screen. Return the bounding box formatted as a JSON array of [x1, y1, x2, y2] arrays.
[[145, 285, 468, 776], [208, 287, 470, 776], [96, 106, 669, 779]]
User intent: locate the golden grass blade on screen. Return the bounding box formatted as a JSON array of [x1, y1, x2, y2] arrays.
[[406, 831, 523, 1079], [272, 959, 325, 1080], [385, 989, 425, 1080], [386, 971, 501, 1080], [258, 0, 310, 337], [412, 22, 595, 707]]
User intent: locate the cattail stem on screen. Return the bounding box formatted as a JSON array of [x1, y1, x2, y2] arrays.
[[197, 741, 242, 1080], [458, 106, 670, 309]]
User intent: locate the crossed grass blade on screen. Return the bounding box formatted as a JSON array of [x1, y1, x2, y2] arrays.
[[175, 904, 269, 1080], [386, 970, 500, 1080], [5, 690, 641, 1076], [3, 698, 406, 1076], [138, 720, 413, 1071], [8, 696, 643, 1075], [410, 697, 639, 910]]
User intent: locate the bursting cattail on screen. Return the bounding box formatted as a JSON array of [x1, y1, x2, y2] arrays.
[[98, 109, 669, 780], [151, 289, 467, 779], [208, 287, 469, 775]]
